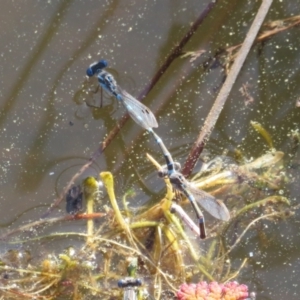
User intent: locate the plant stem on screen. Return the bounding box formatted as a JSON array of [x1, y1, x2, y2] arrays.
[[182, 0, 274, 177]]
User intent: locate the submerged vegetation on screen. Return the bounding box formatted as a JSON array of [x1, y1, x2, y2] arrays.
[[0, 120, 293, 299]]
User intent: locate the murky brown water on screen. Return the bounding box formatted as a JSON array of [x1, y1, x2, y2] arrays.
[[0, 1, 299, 299]]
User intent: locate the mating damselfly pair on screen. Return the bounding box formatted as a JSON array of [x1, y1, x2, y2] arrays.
[[85, 59, 230, 239]]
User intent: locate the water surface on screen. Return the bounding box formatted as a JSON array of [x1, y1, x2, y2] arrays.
[[0, 1, 299, 299]]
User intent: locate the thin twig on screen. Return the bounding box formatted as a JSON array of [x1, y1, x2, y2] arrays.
[[0, 213, 105, 240], [182, 0, 274, 177], [223, 211, 280, 257], [137, 1, 218, 100]]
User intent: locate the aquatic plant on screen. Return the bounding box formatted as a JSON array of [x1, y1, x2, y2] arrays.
[[0, 135, 292, 299], [177, 281, 250, 300]]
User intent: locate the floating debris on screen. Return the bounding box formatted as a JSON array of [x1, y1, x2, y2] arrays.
[[66, 185, 83, 214]]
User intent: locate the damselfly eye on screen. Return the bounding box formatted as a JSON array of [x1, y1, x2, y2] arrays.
[[158, 170, 164, 178], [136, 278, 142, 286]]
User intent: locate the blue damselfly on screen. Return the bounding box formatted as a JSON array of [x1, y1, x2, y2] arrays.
[[148, 129, 230, 239], [118, 277, 142, 300], [86, 60, 158, 130], [118, 256, 143, 300]]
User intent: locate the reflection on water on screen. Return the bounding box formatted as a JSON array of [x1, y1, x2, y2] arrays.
[[0, 0, 300, 299]]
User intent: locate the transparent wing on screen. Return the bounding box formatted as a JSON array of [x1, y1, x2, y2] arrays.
[[185, 181, 230, 221], [118, 87, 158, 129]]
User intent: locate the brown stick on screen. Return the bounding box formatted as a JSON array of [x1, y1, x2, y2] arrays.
[[42, 1, 218, 217], [226, 14, 300, 54], [182, 0, 274, 177]]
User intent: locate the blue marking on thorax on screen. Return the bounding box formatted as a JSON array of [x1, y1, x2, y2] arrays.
[[98, 71, 119, 98], [167, 167, 174, 176]]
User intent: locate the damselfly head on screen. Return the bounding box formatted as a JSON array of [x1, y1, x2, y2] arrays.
[[86, 59, 108, 77], [158, 161, 182, 178], [118, 277, 142, 288], [169, 172, 185, 186], [158, 168, 168, 178]]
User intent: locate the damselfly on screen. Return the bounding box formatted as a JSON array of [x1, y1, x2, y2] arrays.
[[148, 129, 230, 239], [118, 256, 143, 300], [118, 277, 142, 300], [86, 60, 158, 130]]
